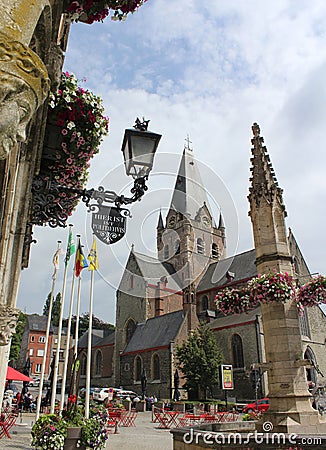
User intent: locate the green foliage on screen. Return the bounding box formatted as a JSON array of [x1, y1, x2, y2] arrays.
[[63, 313, 115, 338], [43, 292, 61, 326], [176, 323, 224, 400], [9, 312, 27, 362]]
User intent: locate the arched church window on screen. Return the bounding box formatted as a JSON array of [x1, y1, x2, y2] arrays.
[[232, 334, 244, 369], [305, 346, 317, 386], [81, 353, 87, 376], [175, 239, 180, 255], [134, 355, 142, 381], [152, 354, 160, 380], [212, 243, 219, 259], [164, 244, 169, 260], [125, 318, 136, 345], [202, 295, 209, 311], [95, 350, 102, 376], [197, 238, 204, 254]]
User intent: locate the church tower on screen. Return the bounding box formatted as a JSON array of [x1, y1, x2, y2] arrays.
[[248, 123, 325, 434], [157, 138, 226, 330]]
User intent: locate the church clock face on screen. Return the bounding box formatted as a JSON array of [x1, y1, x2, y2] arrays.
[[168, 216, 176, 228], [202, 216, 210, 228]]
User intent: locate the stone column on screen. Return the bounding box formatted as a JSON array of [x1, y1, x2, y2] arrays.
[[248, 123, 326, 434], [0, 0, 50, 409]]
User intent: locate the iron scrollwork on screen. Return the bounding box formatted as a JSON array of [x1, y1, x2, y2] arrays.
[[31, 174, 148, 228]]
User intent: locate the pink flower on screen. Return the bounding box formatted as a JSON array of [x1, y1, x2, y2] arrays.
[[62, 129, 68, 135]]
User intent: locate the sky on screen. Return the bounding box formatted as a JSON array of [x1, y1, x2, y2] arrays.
[[17, 0, 326, 324]]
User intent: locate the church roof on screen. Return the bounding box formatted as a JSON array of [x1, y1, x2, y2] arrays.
[[209, 306, 260, 330], [78, 329, 114, 349], [133, 251, 182, 290], [197, 249, 257, 292], [122, 310, 185, 354], [170, 145, 211, 219]]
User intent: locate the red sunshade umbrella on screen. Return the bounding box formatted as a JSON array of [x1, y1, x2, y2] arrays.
[[6, 366, 33, 382]]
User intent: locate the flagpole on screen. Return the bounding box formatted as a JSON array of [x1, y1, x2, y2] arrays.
[[35, 241, 61, 421], [59, 267, 76, 412], [74, 274, 82, 359], [85, 269, 94, 419], [85, 236, 98, 419], [50, 224, 74, 414]]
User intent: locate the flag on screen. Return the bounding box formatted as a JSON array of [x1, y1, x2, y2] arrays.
[[88, 237, 99, 271], [53, 248, 60, 268], [65, 227, 76, 266], [75, 242, 88, 277]]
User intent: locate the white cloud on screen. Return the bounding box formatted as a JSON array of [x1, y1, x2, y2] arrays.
[[17, 0, 326, 324]]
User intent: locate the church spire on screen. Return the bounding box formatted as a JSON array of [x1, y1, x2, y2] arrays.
[[157, 210, 164, 229], [170, 137, 209, 219]]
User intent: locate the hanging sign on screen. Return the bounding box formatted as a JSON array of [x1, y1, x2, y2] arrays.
[[91, 205, 127, 245], [221, 364, 234, 390]]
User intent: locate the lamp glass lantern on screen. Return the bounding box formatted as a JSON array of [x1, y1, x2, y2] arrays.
[[121, 128, 162, 179]]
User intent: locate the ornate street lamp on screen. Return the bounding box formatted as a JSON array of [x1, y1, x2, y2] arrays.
[[31, 118, 161, 243]]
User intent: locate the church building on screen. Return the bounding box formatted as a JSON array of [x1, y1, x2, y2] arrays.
[[114, 124, 326, 401]]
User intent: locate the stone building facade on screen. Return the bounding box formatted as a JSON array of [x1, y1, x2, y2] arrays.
[[114, 131, 326, 403], [0, 0, 69, 406]]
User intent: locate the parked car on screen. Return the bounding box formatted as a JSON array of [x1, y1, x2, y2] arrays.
[[79, 387, 97, 399], [242, 398, 270, 413], [92, 387, 111, 403], [115, 390, 139, 400], [29, 378, 40, 387]]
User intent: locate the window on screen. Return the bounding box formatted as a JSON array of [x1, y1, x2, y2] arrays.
[[299, 308, 311, 339], [37, 349, 44, 357], [38, 336, 45, 343], [232, 334, 244, 369], [29, 349, 34, 356], [81, 354, 87, 376], [202, 295, 209, 311], [125, 319, 136, 345], [152, 354, 160, 380], [174, 239, 180, 255], [305, 346, 317, 386], [30, 336, 35, 342], [35, 364, 42, 373], [134, 356, 142, 381], [164, 244, 169, 260], [212, 243, 219, 259], [95, 350, 102, 376], [197, 238, 204, 254]]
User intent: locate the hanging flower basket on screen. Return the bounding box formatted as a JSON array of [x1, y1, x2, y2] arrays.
[[247, 272, 297, 305], [215, 272, 297, 316], [215, 287, 255, 315], [298, 275, 326, 307], [34, 72, 109, 225], [64, 0, 148, 24]]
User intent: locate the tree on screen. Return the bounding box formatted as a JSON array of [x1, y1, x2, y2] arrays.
[[43, 292, 61, 326], [176, 323, 223, 400], [63, 313, 115, 338], [9, 312, 27, 363]]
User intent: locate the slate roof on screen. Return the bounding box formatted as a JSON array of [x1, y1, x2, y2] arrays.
[[133, 251, 182, 291], [78, 329, 114, 349], [123, 310, 185, 354], [27, 314, 53, 332], [209, 306, 260, 330], [170, 147, 211, 219], [197, 249, 257, 292]]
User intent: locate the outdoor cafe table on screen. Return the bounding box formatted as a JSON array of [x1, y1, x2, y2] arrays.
[[157, 410, 183, 429]]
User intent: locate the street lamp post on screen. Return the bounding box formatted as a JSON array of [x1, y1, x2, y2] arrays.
[[31, 118, 162, 237]]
